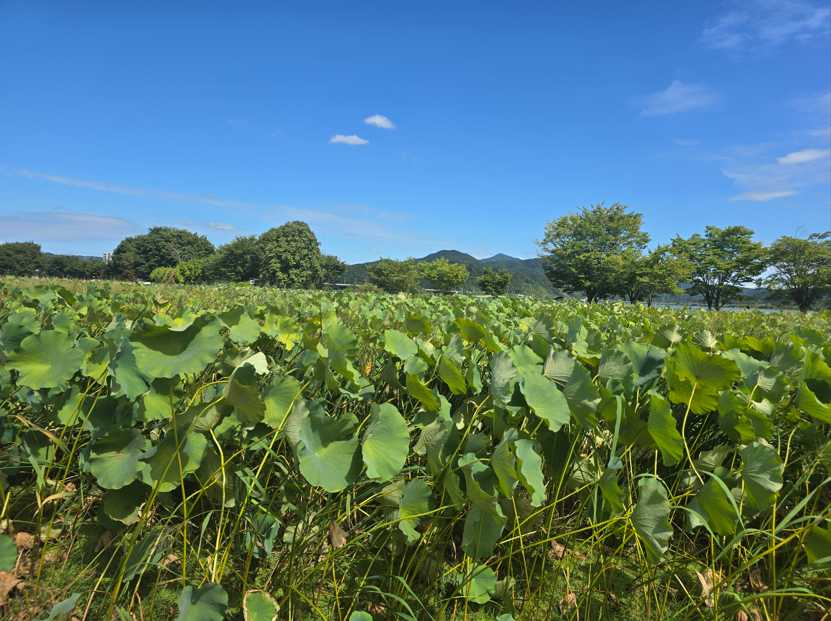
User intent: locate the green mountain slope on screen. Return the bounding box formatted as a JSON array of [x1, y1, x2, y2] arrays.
[[341, 250, 562, 297]]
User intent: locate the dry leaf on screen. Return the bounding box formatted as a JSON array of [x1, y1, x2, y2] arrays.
[[13, 555, 31, 578], [736, 611, 749, 621], [329, 520, 347, 549], [695, 569, 715, 607], [0, 520, 11, 535], [162, 554, 180, 569], [748, 568, 765, 590], [748, 609, 762, 621], [14, 532, 33, 551], [0, 571, 23, 605], [549, 539, 566, 559], [559, 592, 579, 620], [64, 482, 76, 493], [294, 610, 303, 620], [43, 552, 58, 563], [94, 530, 113, 554], [367, 601, 386, 615]]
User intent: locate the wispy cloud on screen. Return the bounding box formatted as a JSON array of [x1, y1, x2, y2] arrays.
[[178, 220, 194, 226], [674, 139, 701, 147], [364, 114, 396, 129], [777, 148, 831, 164], [7, 167, 470, 250], [699, 0, 830, 59], [638, 81, 719, 116], [0, 212, 140, 242], [728, 189, 800, 201], [204, 222, 243, 231], [723, 144, 831, 201], [329, 134, 369, 145], [228, 118, 247, 126]]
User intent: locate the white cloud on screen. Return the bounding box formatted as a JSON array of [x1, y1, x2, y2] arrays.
[[364, 114, 396, 129], [228, 118, 247, 126], [329, 134, 369, 145], [205, 222, 243, 231], [0, 212, 140, 242], [178, 220, 194, 225], [728, 189, 800, 201], [721, 143, 830, 201], [674, 139, 701, 147], [777, 148, 831, 164], [638, 81, 719, 116], [699, 0, 830, 58]]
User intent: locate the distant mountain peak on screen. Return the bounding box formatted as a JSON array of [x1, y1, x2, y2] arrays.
[[481, 253, 520, 263]]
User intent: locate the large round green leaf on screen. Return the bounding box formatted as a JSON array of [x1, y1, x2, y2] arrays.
[[398, 479, 433, 545], [460, 564, 496, 604], [672, 342, 740, 392], [631, 481, 673, 564], [176, 582, 228, 621], [6, 330, 84, 390], [131, 315, 223, 378], [520, 373, 570, 432], [89, 428, 146, 490], [740, 441, 783, 512], [218, 307, 261, 344], [262, 375, 304, 429], [243, 590, 279, 621], [361, 403, 409, 481], [647, 393, 684, 466], [103, 480, 147, 524], [297, 415, 362, 493], [462, 505, 504, 559], [515, 439, 546, 507], [0, 534, 17, 572], [143, 428, 208, 492]]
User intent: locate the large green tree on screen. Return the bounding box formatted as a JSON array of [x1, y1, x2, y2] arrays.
[[477, 267, 512, 297], [45, 255, 107, 280], [320, 254, 348, 286], [259, 221, 323, 288], [0, 241, 47, 277], [537, 203, 650, 303], [109, 227, 215, 280], [206, 235, 262, 282], [671, 225, 767, 311], [367, 258, 421, 293], [613, 245, 691, 306], [759, 232, 830, 313], [419, 258, 468, 294]]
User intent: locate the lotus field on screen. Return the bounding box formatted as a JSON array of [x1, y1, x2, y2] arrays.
[[0, 279, 829, 621]]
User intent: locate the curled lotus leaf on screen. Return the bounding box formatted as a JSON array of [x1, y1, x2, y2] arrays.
[[131, 315, 223, 378]]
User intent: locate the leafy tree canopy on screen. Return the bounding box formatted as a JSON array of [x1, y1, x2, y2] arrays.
[[760, 231, 830, 313], [206, 235, 262, 283], [0, 241, 46, 277], [320, 254, 348, 286], [612, 245, 691, 306], [45, 255, 106, 280], [477, 267, 512, 297], [537, 203, 650, 302], [260, 221, 323, 288], [367, 258, 421, 293], [671, 225, 767, 310], [419, 258, 468, 294], [110, 227, 215, 280]]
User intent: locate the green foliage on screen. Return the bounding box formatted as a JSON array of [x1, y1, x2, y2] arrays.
[[613, 244, 691, 305], [477, 266, 512, 296], [44, 254, 106, 279], [672, 225, 768, 310], [537, 202, 650, 302], [419, 257, 469, 294], [110, 226, 215, 280], [0, 278, 828, 621], [319, 253, 348, 285], [760, 231, 831, 312], [367, 257, 421, 293], [0, 241, 46, 277], [260, 221, 323, 288], [209, 235, 262, 283]]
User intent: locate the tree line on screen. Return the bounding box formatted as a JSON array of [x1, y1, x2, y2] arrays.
[[536, 202, 830, 312], [1, 204, 827, 310]]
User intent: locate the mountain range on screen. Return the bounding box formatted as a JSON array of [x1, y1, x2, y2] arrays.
[[341, 250, 562, 297]]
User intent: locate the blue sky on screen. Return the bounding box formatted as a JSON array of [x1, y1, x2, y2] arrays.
[[1, 1, 829, 263]]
